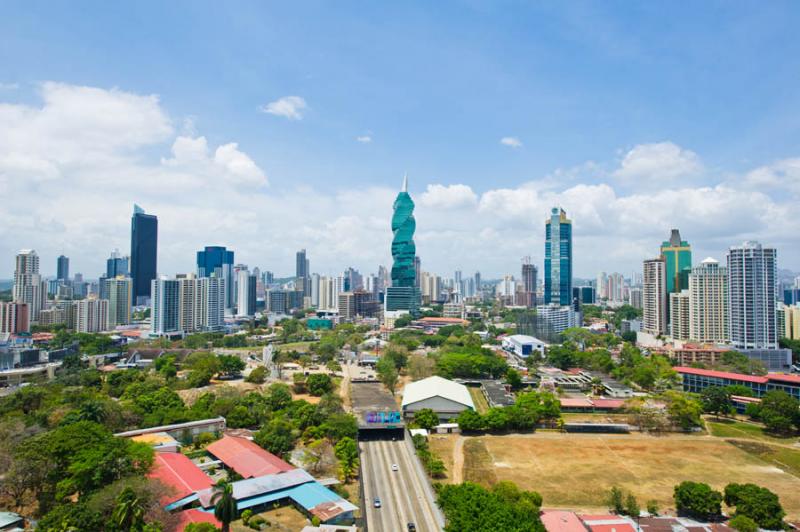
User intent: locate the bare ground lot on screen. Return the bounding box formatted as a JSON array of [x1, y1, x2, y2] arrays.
[[431, 432, 800, 519]]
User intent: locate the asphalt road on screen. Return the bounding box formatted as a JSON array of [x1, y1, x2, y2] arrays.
[[361, 439, 443, 532]]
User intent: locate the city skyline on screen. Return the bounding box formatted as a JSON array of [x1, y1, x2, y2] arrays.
[[3, 3, 800, 278]]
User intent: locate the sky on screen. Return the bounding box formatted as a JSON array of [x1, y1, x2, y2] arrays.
[[2, 1, 800, 280]]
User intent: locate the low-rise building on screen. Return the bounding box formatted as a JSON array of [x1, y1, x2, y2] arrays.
[[402, 376, 475, 420], [501, 334, 546, 358]]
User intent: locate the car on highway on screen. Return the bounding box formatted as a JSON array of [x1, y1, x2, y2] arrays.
[[373, 497, 381, 508], [407, 523, 416, 531], [391, 463, 399, 471]]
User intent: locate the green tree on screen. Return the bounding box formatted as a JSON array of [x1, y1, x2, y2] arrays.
[[759, 390, 799, 434], [111, 486, 146, 532], [728, 515, 758, 532], [701, 386, 733, 417], [436, 482, 544, 532], [254, 418, 296, 457], [624, 493, 640, 518], [217, 355, 246, 377], [306, 373, 333, 396], [245, 366, 267, 384], [646, 499, 659, 515], [673, 481, 722, 520], [334, 437, 360, 483], [607, 486, 624, 514], [185, 523, 221, 532], [212, 481, 237, 532], [506, 368, 523, 391], [264, 383, 293, 411], [665, 391, 703, 430], [724, 483, 785, 529], [456, 409, 485, 432], [413, 408, 440, 430], [376, 356, 399, 395]]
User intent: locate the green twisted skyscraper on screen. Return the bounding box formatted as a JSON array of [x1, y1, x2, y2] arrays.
[[385, 175, 420, 315]]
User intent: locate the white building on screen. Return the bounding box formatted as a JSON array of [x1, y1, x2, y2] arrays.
[[535, 304, 580, 334], [104, 276, 132, 327], [688, 257, 728, 343], [401, 376, 475, 420], [13, 249, 46, 322], [502, 334, 546, 358], [236, 269, 256, 318], [727, 242, 778, 350], [669, 290, 690, 341], [74, 298, 109, 333], [642, 257, 667, 336], [442, 302, 465, 319]]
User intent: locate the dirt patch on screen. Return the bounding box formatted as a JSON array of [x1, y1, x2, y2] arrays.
[[428, 435, 457, 483], [465, 433, 800, 520], [463, 438, 497, 486]]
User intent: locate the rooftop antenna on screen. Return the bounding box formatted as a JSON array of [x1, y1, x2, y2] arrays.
[[402, 172, 408, 192]]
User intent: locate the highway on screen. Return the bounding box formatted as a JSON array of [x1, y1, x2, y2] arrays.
[[360, 438, 443, 532]]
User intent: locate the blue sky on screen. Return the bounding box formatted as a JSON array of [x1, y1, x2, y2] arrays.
[[2, 1, 800, 278]]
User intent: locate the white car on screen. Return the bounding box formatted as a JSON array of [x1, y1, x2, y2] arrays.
[[391, 464, 399, 472]]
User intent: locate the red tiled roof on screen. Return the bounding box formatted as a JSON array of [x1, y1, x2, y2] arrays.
[[540, 510, 587, 532], [148, 452, 214, 503], [588, 525, 635, 532], [206, 435, 294, 479], [674, 366, 768, 384], [768, 373, 800, 385], [175, 509, 221, 531], [591, 399, 626, 409]]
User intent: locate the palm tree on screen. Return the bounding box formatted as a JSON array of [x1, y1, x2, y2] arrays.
[[212, 481, 237, 532], [111, 487, 145, 532]]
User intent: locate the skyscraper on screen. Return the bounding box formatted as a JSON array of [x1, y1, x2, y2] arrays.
[[521, 258, 537, 308], [106, 249, 130, 278], [56, 255, 69, 282], [237, 270, 257, 318], [104, 276, 132, 327], [727, 241, 778, 350], [130, 204, 158, 306], [544, 207, 572, 306], [385, 175, 420, 315], [660, 229, 692, 295], [669, 290, 691, 341], [296, 249, 310, 296], [13, 250, 45, 322], [151, 276, 180, 336], [197, 246, 235, 312], [688, 258, 728, 343], [642, 257, 667, 336]]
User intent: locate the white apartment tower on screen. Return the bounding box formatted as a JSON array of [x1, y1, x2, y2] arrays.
[[13, 249, 46, 322], [727, 241, 778, 350], [642, 258, 667, 336], [669, 290, 691, 341], [104, 276, 132, 327], [688, 258, 728, 343]]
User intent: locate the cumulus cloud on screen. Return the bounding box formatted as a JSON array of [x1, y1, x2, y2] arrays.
[[356, 135, 372, 143], [500, 136, 523, 148], [0, 82, 798, 279], [260, 95, 308, 120], [614, 141, 703, 185], [419, 184, 478, 209]]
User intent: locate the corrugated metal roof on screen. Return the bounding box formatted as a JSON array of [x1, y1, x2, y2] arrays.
[[206, 435, 294, 479], [197, 469, 313, 507], [674, 366, 768, 384], [148, 452, 214, 503], [402, 376, 475, 410]]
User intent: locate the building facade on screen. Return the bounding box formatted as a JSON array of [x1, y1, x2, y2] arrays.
[[688, 257, 728, 343], [642, 257, 667, 336], [385, 175, 420, 315], [197, 246, 235, 313], [74, 298, 109, 333], [130, 204, 158, 306], [727, 241, 778, 350], [236, 270, 257, 318], [104, 275, 132, 327], [13, 249, 46, 323], [544, 207, 572, 306], [56, 255, 69, 282], [669, 290, 690, 341], [0, 302, 30, 334]]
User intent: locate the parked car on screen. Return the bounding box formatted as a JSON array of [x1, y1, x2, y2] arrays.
[[407, 523, 416, 531], [391, 464, 399, 472], [374, 497, 381, 508]]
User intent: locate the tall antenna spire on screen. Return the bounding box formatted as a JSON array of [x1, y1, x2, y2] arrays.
[[402, 172, 408, 192]]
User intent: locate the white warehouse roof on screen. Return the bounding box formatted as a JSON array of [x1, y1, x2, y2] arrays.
[[401, 376, 475, 410], [505, 334, 545, 345]]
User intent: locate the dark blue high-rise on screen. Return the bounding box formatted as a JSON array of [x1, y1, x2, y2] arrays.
[[544, 207, 573, 306], [197, 246, 235, 310], [130, 204, 158, 305], [56, 255, 69, 281]]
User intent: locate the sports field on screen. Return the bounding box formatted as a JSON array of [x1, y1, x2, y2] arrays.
[[453, 432, 800, 519]]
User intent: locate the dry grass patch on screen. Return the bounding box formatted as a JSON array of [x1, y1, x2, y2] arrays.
[[471, 433, 800, 520], [468, 386, 490, 414], [463, 438, 497, 486], [428, 434, 457, 483]]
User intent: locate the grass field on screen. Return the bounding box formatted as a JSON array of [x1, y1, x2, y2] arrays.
[[452, 433, 800, 519], [706, 418, 798, 445], [428, 435, 456, 482], [468, 386, 490, 414], [276, 341, 313, 352], [561, 412, 633, 424]]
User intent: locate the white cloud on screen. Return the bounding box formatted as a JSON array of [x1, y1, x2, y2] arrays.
[[500, 136, 523, 148], [419, 184, 477, 209], [356, 135, 372, 143], [260, 95, 308, 120], [613, 141, 702, 185], [0, 82, 798, 279]]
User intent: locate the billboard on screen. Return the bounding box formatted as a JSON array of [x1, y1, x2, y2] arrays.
[[365, 411, 402, 424]]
